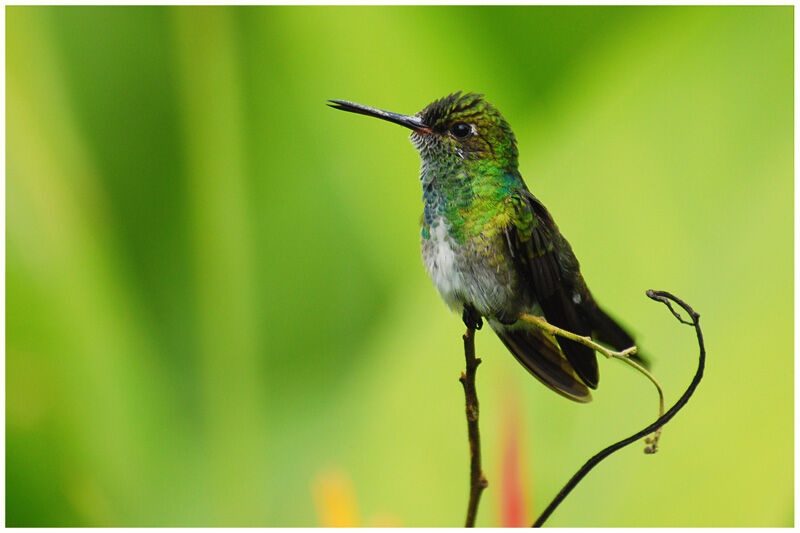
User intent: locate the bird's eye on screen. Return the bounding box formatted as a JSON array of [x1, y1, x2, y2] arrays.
[[450, 122, 472, 139]]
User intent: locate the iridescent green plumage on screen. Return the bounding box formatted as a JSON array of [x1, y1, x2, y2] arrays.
[[329, 93, 643, 402]]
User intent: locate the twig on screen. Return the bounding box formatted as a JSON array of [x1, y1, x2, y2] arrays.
[[518, 313, 639, 360], [532, 290, 705, 527], [518, 313, 666, 451], [460, 323, 488, 527]]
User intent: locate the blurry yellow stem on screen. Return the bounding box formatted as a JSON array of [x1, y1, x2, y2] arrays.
[[518, 313, 665, 452]]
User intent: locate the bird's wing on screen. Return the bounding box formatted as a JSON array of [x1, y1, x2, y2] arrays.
[[503, 190, 599, 388]]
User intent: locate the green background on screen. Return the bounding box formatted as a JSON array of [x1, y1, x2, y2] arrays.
[[6, 6, 793, 527]]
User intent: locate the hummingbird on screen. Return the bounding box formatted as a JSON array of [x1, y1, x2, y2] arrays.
[[329, 93, 642, 402]]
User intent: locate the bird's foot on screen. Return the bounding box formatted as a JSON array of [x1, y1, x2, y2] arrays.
[[462, 306, 483, 331]]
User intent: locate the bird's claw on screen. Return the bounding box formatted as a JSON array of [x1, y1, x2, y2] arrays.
[[462, 306, 483, 331]]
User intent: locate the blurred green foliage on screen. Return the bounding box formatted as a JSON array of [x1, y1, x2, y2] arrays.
[[6, 6, 793, 526]]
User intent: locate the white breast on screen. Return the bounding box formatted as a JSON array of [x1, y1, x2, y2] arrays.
[[422, 218, 466, 311]]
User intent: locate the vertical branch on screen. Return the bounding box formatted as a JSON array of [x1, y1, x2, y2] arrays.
[[460, 326, 488, 527]]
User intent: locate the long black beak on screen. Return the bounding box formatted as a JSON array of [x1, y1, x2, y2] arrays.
[[328, 99, 429, 133]]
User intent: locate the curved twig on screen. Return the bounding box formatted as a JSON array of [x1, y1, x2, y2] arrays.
[[519, 313, 638, 359], [532, 290, 705, 527]]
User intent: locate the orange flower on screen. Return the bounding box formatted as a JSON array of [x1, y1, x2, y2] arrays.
[[312, 468, 359, 527], [312, 468, 402, 527]]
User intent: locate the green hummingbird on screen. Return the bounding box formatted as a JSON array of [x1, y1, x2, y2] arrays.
[[329, 92, 642, 402]]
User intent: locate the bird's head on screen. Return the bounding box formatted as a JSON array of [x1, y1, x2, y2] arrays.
[[329, 92, 519, 179]]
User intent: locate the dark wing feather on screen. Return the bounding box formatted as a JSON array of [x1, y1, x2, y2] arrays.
[[505, 191, 599, 388], [521, 193, 648, 368]]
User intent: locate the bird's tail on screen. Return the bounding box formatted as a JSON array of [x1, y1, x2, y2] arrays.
[[584, 304, 649, 368], [490, 320, 592, 403]]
